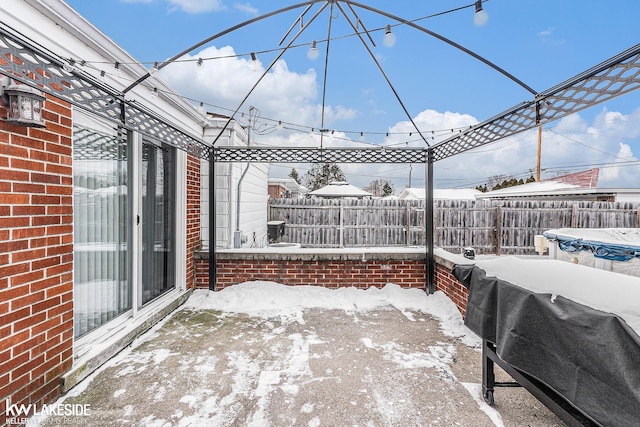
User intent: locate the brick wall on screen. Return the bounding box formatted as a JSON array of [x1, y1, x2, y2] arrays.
[[434, 262, 468, 318], [194, 251, 469, 316], [214, 259, 425, 290], [267, 183, 286, 199], [185, 154, 200, 290], [0, 94, 74, 424]]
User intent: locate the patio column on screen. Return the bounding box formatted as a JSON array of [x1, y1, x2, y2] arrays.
[[208, 148, 217, 291], [426, 148, 435, 294]]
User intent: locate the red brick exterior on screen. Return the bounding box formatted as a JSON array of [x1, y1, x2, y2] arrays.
[[267, 183, 286, 199], [202, 259, 426, 290], [434, 263, 468, 318], [185, 155, 200, 290], [0, 94, 74, 424], [194, 254, 470, 317]]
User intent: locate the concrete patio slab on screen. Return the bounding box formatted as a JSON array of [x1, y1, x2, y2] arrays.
[[34, 299, 565, 426]]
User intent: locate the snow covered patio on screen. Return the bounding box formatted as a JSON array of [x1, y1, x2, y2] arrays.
[[31, 283, 563, 426]]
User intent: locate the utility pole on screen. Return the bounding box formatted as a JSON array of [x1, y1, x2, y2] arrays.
[[536, 101, 542, 182]]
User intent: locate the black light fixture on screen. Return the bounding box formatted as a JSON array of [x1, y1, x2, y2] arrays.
[[1, 77, 46, 128]]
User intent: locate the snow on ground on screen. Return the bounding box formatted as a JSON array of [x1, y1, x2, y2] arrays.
[[31, 282, 495, 427], [183, 281, 479, 347]]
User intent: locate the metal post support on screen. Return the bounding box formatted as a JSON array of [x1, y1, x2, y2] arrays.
[[208, 150, 217, 291], [482, 339, 497, 405], [426, 149, 435, 294]]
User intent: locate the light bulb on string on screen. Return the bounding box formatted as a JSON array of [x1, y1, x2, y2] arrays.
[[383, 25, 396, 47], [307, 41, 319, 60], [474, 1, 489, 26], [249, 52, 260, 71]]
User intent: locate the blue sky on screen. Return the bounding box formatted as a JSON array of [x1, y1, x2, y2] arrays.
[[64, 0, 640, 191]]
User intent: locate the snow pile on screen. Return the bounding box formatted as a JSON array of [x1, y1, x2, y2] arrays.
[[475, 256, 640, 334], [184, 282, 479, 346], [544, 227, 640, 246]]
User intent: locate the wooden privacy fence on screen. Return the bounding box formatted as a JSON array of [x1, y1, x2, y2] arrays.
[[268, 198, 640, 255]]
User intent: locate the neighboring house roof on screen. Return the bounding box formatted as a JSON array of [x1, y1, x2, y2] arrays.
[[475, 180, 581, 199], [398, 188, 482, 200], [476, 168, 612, 201], [309, 181, 373, 198], [547, 168, 599, 188], [268, 178, 309, 194], [476, 185, 640, 202]]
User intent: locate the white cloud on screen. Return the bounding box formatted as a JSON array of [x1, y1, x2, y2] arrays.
[[537, 27, 555, 37], [435, 108, 640, 190], [159, 46, 640, 192], [234, 2, 258, 15], [159, 45, 357, 134], [166, 0, 225, 13]]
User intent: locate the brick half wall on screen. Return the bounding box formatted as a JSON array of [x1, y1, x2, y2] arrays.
[[194, 249, 472, 316]]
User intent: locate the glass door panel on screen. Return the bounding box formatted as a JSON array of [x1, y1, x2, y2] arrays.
[[73, 127, 130, 338], [141, 140, 176, 305]]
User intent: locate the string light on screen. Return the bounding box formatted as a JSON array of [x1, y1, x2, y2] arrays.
[[64, 1, 486, 146], [474, 1, 488, 26], [249, 52, 260, 71], [307, 41, 319, 60], [383, 25, 396, 47]]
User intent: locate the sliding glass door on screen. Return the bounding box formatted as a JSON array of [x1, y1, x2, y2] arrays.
[[73, 127, 177, 339], [141, 139, 176, 304]]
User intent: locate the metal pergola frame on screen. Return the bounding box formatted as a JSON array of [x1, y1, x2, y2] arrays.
[[2, 3, 640, 295]]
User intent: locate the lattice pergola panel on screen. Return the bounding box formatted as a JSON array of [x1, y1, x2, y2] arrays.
[[432, 44, 640, 162], [1, 25, 639, 165], [213, 146, 428, 163], [0, 27, 210, 159]]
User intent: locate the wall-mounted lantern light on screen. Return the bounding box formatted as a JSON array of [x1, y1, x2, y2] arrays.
[[1, 77, 46, 128]]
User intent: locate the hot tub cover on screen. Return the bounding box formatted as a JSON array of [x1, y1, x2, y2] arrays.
[[544, 228, 640, 261], [453, 258, 640, 427]]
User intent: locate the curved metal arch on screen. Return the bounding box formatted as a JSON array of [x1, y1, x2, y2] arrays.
[[344, 0, 537, 96], [123, 1, 537, 96], [122, 0, 320, 93]]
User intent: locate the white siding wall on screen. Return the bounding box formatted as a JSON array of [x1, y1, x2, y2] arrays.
[[201, 120, 269, 249]]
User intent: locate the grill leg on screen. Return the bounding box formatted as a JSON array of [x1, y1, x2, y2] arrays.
[[482, 339, 496, 405]]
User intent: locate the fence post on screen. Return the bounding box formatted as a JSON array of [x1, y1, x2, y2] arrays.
[[339, 199, 344, 247], [405, 201, 411, 245], [571, 204, 579, 228], [495, 205, 502, 256]]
